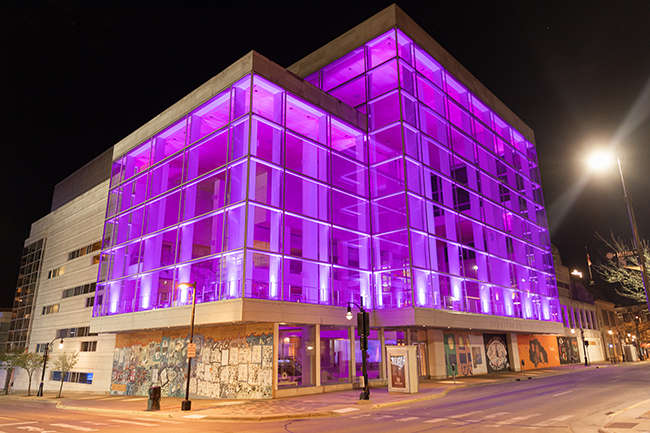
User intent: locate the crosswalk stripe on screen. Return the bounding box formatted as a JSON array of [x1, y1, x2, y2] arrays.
[[396, 417, 419, 422], [532, 415, 574, 426], [51, 423, 98, 431], [497, 414, 540, 425], [450, 410, 483, 418], [108, 419, 158, 427], [0, 422, 37, 427], [483, 412, 510, 420], [332, 408, 359, 414], [423, 418, 447, 423], [133, 418, 184, 424]]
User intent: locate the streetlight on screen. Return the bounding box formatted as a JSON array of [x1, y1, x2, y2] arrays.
[[346, 302, 370, 400], [580, 329, 590, 367], [37, 338, 64, 397], [588, 151, 650, 314], [178, 282, 197, 411]]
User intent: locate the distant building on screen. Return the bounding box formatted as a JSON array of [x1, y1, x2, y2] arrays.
[[10, 5, 564, 397]]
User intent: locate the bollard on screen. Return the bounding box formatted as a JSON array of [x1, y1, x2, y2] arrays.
[[147, 385, 161, 411], [521, 359, 526, 375], [451, 364, 456, 384]]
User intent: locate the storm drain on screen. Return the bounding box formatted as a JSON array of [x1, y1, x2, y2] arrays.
[[606, 422, 639, 429]]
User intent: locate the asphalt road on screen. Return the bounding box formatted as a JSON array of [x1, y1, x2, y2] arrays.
[[1, 364, 648, 432]]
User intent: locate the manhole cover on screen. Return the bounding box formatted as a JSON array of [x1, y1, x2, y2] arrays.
[[606, 422, 639, 429]]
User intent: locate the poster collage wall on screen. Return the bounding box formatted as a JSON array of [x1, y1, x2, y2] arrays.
[[443, 333, 511, 377], [111, 323, 274, 399]]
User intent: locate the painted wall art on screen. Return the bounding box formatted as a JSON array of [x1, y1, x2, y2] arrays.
[[443, 333, 473, 377], [557, 336, 580, 364], [517, 335, 560, 369], [111, 323, 273, 399], [483, 333, 510, 373]]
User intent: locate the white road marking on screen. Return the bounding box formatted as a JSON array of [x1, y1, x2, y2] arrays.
[[497, 414, 541, 425], [532, 415, 574, 426], [552, 391, 572, 397], [51, 424, 98, 431], [0, 422, 37, 427], [108, 419, 158, 426], [450, 410, 483, 418], [133, 418, 183, 424], [17, 428, 55, 433], [181, 414, 207, 419], [350, 414, 371, 419], [78, 422, 109, 426], [396, 417, 420, 422], [423, 418, 447, 423], [332, 408, 359, 414], [483, 412, 510, 419], [78, 396, 106, 400], [122, 397, 146, 402], [373, 416, 394, 420]]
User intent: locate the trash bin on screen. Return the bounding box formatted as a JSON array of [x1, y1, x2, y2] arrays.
[[147, 386, 161, 411]]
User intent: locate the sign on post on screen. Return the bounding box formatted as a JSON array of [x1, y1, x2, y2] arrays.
[[187, 343, 197, 358]]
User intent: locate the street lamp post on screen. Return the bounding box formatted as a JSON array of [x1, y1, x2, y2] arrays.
[[616, 157, 650, 314], [37, 338, 63, 397], [588, 153, 650, 314], [346, 302, 370, 400], [580, 328, 590, 367], [178, 282, 197, 411]]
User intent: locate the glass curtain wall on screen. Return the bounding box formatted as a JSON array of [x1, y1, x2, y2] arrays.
[[94, 74, 369, 316], [306, 28, 559, 322]]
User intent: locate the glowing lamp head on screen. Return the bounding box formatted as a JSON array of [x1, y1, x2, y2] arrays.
[[571, 328, 575, 334], [608, 330, 613, 335], [58, 339, 64, 349], [346, 305, 353, 321], [177, 282, 194, 290], [586, 150, 615, 173]]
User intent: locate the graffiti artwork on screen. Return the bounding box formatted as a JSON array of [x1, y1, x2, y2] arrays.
[[557, 336, 580, 364], [517, 335, 561, 369], [444, 333, 473, 377], [483, 333, 509, 373], [111, 323, 274, 399]]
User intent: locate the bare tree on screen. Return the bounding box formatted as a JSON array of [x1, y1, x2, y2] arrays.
[[593, 231, 650, 303], [16, 352, 45, 396], [53, 351, 79, 398]]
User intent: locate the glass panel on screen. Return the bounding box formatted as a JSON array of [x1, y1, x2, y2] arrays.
[[251, 116, 283, 166], [147, 152, 184, 199], [283, 258, 330, 304], [247, 204, 282, 253], [285, 133, 329, 183], [278, 325, 316, 388], [414, 46, 444, 89], [286, 95, 328, 144], [373, 230, 410, 270], [252, 75, 284, 124], [188, 90, 230, 144], [332, 228, 370, 270], [372, 193, 407, 233], [284, 214, 329, 262], [141, 228, 178, 272], [232, 75, 251, 119], [320, 326, 350, 384], [182, 168, 227, 221], [369, 123, 403, 164], [248, 160, 283, 208], [245, 251, 282, 300], [367, 30, 397, 68], [331, 154, 368, 197], [332, 189, 370, 233], [122, 140, 153, 181], [374, 269, 411, 308], [367, 59, 399, 99], [368, 91, 400, 130], [177, 211, 224, 262], [185, 128, 228, 182], [322, 47, 365, 92], [144, 190, 181, 235], [285, 173, 330, 222], [331, 119, 366, 163], [153, 120, 187, 164], [329, 75, 367, 108]]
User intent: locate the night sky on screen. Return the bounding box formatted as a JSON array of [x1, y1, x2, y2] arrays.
[[1, 1, 649, 308]]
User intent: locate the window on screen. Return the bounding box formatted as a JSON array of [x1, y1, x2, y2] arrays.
[[42, 304, 59, 315], [56, 326, 96, 339], [67, 241, 102, 261], [85, 297, 94, 308], [91, 254, 100, 265], [47, 266, 65, 279], [50, 371, 93, 384], [80, 341, 97, 352], [62, 283, 96, 299]]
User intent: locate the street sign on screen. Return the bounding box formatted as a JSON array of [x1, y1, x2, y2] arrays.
[[606, 250, 638, 260], [187, 343, 196, 358]]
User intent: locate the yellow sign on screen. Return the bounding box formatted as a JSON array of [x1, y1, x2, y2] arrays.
[[187, 343, 196, 358]]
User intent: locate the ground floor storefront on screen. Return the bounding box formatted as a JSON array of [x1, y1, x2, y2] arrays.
[[105, 321, 591, 399]]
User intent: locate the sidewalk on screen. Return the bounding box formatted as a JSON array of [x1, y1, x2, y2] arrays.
[[0, 362, 635, 423]]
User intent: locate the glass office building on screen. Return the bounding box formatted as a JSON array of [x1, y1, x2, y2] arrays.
[[89, 6, 562, 397], [96, 29, 558, 323]]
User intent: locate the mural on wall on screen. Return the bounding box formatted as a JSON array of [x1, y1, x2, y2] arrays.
[[443, 333, 473, 377], [483, 333, 510, 373], [517, 335, 561, 369], [111, 323, 274, 399], [557, 336, 580, 364]]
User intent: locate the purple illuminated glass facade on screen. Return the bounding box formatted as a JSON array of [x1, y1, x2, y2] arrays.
[[94, 28, 559, 323]]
